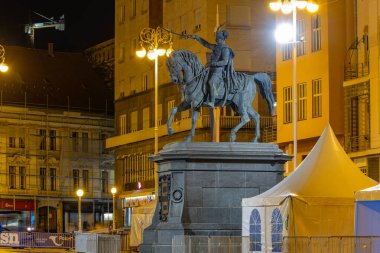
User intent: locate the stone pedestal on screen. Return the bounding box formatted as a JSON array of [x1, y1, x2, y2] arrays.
[[140, 142, 291, 253]]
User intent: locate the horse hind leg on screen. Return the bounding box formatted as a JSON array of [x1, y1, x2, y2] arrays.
[[230, 109, 250, 142], [247, 107, 260, 142]]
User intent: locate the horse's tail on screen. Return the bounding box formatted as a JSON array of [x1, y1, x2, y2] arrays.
[[253, 73, 275, 116]]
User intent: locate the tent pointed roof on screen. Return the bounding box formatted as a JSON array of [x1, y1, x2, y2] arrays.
[[243, 124, 377, 206]]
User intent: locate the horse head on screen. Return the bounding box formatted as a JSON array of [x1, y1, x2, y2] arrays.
[[166, 52, 184, 84], [166, 50, 204, 85]]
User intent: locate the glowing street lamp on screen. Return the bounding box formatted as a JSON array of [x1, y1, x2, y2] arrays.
[[76, 189, 84, 232], [0, 45, 9, 73], [136, 27, 173, 196], [111, 187, 117, 230], [270, 0, 319, 170]]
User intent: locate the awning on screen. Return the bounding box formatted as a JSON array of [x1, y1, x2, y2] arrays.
[[119, 188, 155, 199]]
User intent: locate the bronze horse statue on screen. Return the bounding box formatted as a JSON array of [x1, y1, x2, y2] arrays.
[[166, 49, 275, 142]]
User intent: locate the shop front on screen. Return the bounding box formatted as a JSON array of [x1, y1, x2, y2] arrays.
[[121, 189, 155, 228], [0, 199, 35, 231], [62, 200, 112, 232]]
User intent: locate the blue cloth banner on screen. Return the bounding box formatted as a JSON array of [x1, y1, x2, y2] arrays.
[[0, 232, 74, 248]]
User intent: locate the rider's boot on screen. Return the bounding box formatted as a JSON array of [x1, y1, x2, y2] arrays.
[[205, 87, 215, 108]]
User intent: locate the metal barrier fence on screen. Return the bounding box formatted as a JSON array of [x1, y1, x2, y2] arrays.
[[172, 235, 380, 253], [0, 232, 74, 249], [172, 236, 250, 253], [75, 233, 121, 253], [283, 236, 380, 253]]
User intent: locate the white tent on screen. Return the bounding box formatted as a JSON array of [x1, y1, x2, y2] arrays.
[[130, 200, 156, 247], [242, 125, 377, 253], [355, 184, 380, 236]]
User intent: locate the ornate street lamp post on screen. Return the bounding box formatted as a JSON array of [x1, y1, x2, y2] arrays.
[[111, 187, 117, 231], [136, 27, 173, 196], [76, 189, 84, 232], [0, 45, 9, 73], [270, 0, 318, 170]]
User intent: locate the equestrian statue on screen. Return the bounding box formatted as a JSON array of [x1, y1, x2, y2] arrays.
[[166, 26, 275, 142]]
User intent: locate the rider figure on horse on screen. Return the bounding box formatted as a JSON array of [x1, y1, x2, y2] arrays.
[[186, 26, 236, 108]]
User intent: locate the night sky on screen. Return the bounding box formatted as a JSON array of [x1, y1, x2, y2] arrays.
[[0, 0, 114, 52]]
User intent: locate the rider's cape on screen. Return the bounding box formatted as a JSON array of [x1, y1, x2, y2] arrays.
[[222, 45, 247, 105]]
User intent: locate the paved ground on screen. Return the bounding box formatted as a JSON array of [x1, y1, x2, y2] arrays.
[[0, 248, 74, 253]]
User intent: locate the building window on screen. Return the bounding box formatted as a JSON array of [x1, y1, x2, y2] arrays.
[[142, 73, 148, 91], [283, 86, 292, 123], [120, 114, 127, 135], [312, 79, 322, 118], [82, 132, 89, 153], [119, 4, 125, 24], [40, 167, 47, 191], [83, 170, 89, 191], [271, 208, 283, 252], [194, 8, 202, 32], [130, 38, 137, 58], [130, 76, 136, 94], [130, 0, 137, 18], [73, 169, 79, 190], [143, 107, 150, 129], [298, 83, 307, 120], [101, 171, 109, 193], [20, 167, 26, 190], [119, 79, 125, 99], [283, 43, 292, 61], [50, 168, 56, 191], [119, 42, 125, 63], [180, 14, 187, 35], [9, 166, 16, 189], [123, 153, 155, 190], [72, 132, 79, 152], [19, 137, 25, 148], [39, 129, 46, 150], [344, 82, 370, 152], [9, 137, 16, 148], [131, 111, 138, 132], [142, 0, 148, 13], [368, 157, 379, 181], [49, 130, 56, 150], [297, 19, 305, 56], [312, 14, 321, 52], [249, 209, 262, 252]]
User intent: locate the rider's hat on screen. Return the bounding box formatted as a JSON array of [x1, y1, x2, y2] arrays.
[[216, 23, 229, 40]]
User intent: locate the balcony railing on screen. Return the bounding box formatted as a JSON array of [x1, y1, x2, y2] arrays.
[[345, 134, 370, 152], [202, 115, 277, 142], [344, 62, 369, 81], [112, 114, 277, 147]]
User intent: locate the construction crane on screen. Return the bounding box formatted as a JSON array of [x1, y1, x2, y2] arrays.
[[24, 11, 65, 48]]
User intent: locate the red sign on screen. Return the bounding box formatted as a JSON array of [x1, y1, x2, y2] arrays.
[[136, 181, 144, 190], [0, 199, 34, 211]]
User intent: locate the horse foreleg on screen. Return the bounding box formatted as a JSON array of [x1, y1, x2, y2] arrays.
[[247, 107, 260, 142], [185, 109, 199, 142], [230, 110, 250, 142], [167, 102, 191, 136]]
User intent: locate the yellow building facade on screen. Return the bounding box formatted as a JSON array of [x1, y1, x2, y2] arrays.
[[275, 0, 355, 173]]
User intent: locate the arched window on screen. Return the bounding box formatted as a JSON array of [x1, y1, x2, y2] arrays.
[[249, 209, 261, 251], [271, 208, 283, 252]]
